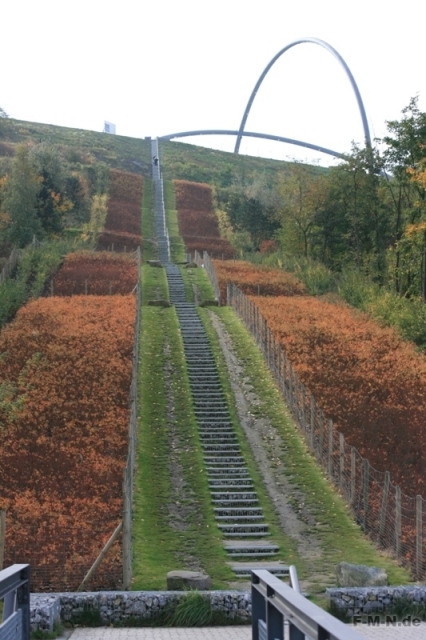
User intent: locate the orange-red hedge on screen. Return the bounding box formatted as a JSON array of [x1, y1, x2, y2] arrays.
[[97, 169, 143, 251], [173, 180, 235, 258], [97, 229, 142, 252], [0, 295, 136, 590], [214, 260, 306, 304], [252, 294, 426, 495], [52, 251, 138, 295]]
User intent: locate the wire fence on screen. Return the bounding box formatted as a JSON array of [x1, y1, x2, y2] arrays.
[[0, 236, 42, 284], [221, 278, 425, 579], [193, 250, 221, 303]]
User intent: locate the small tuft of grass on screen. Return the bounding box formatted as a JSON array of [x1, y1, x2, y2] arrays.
[[169, 591, 213, 626], [69, 603, 102, 627], [31, 621, 64, 639]]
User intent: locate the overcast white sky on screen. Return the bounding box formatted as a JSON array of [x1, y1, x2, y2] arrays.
[[2, 0, 425, 166]]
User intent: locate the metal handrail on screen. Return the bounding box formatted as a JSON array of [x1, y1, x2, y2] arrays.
[[289, 564, 301, 594], [0, 564, 30, 640], [252, 569, 364, 640]]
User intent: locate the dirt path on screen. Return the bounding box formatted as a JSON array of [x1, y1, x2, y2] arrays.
[[208, 311, 336, 594]]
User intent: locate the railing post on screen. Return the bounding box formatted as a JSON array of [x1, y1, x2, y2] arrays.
[[267, 596, 284, 640], [251, 577, 266, 640], [18, 565, 30, 640]]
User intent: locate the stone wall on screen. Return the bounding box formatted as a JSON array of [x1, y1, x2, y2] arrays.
[[327, 586, 426, 616], [30, 590, 252, 632]]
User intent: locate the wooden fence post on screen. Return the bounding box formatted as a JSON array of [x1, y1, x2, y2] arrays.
[[416, 495, 423, 579], [350, 447, 356, 505], [283, 352, 287, 401], [319, 410, 324, 461], [310, 395, 315, 452], [363, 459, 370, 530], [78, 520, 123, 592], [395, 485, 401, 560], [379, 471, 390, 540], [328, 419, 333, 478], [339, 433, 345, 493], [301, 385, 306, 433]]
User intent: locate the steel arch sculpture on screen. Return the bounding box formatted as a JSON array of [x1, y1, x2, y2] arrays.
[[234, 37, 371, 154], [159, 129, 343, 159]]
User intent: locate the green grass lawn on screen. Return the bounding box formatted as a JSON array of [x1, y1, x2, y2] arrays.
[[132, 301, 234, 589]]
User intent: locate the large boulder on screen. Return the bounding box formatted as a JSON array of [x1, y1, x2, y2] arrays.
[[335, 562, 388, 587], [166, 570, 212, 591]]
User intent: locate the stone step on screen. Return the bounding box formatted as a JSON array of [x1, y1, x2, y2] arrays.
[[204, 457, 245, 465], [218, 523, 269, 533], [198, 419, 233, 424], [214, 508, 263, 517], [215, 515, 265, 522], [208, 480, 254, 488], [207, 469, 249, 476], [229, 564, 289, 578], [222, 532, 271, 538], [212, 498, 259, 507], [194, 403, 229, 410], [202, 446, 241, 454], [196, 411, 231, 419], [199, 426, 234, 432], [211, 491, 258, 500], [201, 433, 237, 442], [224, 544, 279, 557]]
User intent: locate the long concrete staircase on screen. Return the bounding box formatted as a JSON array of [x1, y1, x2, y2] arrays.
[[150, 139, 287, 579]]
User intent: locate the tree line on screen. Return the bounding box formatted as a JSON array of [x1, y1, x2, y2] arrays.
[[216, 97, 426, 301], [0, 107, 109, 254]]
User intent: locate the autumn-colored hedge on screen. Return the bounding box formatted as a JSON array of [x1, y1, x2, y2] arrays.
[[173, 180, 235, 259], [0, 295, 135, 590], [177, 209, 223, 239], [214, 260, 307, 304], [109, 169, 143, 203], [174, 180, 213, 210], [104, 199, 142, 236], [97, 229, 143, 252], [251, 294, 426, 495], [97, 169, 143, 251], [52, 251, 138, 296]]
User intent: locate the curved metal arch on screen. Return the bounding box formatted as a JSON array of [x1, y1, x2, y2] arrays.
[[234, 37, 371, 154], [159, 129, 344, 159]]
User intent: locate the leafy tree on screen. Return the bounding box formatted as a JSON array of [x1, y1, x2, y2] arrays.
[[0, 106, 9, 138], [29, 144, 72, 235], [319, 145, 388, 280], [277, 162, 328, 258], [64, 173, 90, 225], [217, 178, 280, 250], [2, 145, 42, 246], [382, 97, 426, 296]]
